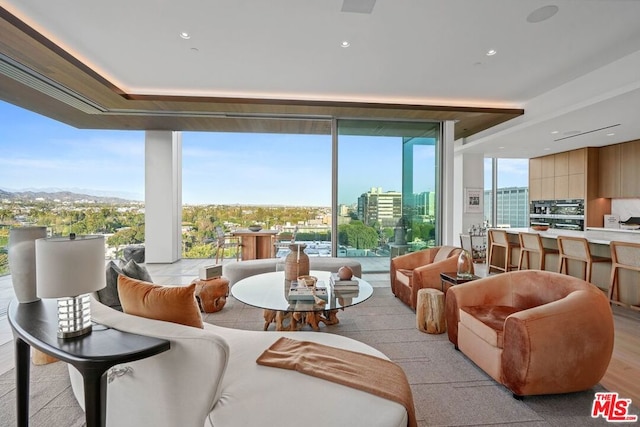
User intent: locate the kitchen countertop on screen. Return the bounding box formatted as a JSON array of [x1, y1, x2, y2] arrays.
[[503, 227, 640, 245]]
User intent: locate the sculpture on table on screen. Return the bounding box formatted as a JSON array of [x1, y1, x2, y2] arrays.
[[456, 249, 474, 279]]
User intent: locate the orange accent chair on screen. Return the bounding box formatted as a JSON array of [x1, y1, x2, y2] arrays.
[[390, 246, 467, 310], [446, 270, 614, 397]]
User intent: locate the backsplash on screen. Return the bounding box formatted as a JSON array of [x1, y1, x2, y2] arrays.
[[611, 199, 640, 221]]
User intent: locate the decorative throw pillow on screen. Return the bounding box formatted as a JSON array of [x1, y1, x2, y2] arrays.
[[117, 275, 204, 328], [98, 261, 124, 311], [121, 259, 154, 283]]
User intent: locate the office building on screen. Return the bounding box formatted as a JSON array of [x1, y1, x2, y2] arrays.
[[484, 187, 529, 228], [357, 187, 402, 227]]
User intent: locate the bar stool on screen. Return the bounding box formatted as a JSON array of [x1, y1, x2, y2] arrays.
[[487, 229, 519, 274], [608, 241, 640, 311], [557, 236, 609, 283], [517, 232, 559, 271]]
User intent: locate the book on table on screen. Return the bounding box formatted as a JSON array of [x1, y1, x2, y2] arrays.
[[334, 288, 360, 298], [329, 273, 360, 290], [288, 281, 329, 301]]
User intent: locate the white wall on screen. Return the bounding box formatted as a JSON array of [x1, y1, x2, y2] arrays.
[[612, 199, 640, 222], [452, 144, 484, 243], [145, 131, 182, 263]]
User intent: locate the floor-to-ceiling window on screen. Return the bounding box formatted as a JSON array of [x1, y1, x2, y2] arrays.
[[484, 158, 529, 228], [336, 119, 441, 266], [181, 131, 332, 259]]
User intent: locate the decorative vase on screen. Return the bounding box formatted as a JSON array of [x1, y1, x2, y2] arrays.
[[456, 249, 473, 279], [284, 243, 309, 282], [8, 226, 47, 303]]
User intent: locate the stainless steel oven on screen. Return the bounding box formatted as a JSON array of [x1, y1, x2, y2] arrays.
[[529, 199, 584, 230]]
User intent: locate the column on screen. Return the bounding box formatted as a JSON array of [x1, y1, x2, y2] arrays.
[[145, 131, 182, 263], [440, 121, 456, 246]]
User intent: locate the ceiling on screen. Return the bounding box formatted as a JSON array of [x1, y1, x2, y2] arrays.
[[1, 0, 640, 158]]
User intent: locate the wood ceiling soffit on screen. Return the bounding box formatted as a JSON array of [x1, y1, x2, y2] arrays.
[[0, 6, 523, 139]]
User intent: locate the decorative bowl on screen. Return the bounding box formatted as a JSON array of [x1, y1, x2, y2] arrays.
[[297, 275, 317, 287], [248, 225, 262, 232], [531, 225, 549, 231]]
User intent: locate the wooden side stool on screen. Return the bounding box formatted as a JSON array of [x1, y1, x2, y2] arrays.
[[191, 276, 230, 313], [416, 288, 446, 334], [32, 349, 58, 365]]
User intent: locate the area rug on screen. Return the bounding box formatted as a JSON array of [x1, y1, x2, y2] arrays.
[[0, 287, 635, 426]]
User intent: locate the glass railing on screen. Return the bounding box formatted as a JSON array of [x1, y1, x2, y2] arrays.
[[0, 224, 9, 276]]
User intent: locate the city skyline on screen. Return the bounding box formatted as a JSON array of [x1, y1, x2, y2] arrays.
[[1, 101, 528, 205]]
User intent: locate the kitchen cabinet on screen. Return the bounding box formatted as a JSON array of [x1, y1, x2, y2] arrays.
[[540, 177, 555, 200], [541, 155, 555, 178], [529, 157, 542, 180], [620, 140, 640, 197], [554, 175, 569, 199], [554, 152, 569, 177], [529, 178, 542, 201], [597, 140, 640, 198], [569, 149, 585, 174], [529, 148, 603, 228], [599, 144, 621, 198], [568, 173, 585, 199], [530, 149, 587, 201]]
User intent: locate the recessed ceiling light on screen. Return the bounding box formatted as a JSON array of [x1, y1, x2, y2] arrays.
[[486, 49, 497, 56], [544, 148, 551, 151], [341, 40, 351, 48], [527, 5, 559, 23], [180, 32, 191, 40], [607, 132, 615, 136], [551, 130, 559, 134], [499, 146, 505, 149]]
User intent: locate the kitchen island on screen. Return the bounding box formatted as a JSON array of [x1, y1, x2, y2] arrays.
[[505, 227, 640, 245], [494, 227, 639, 307]]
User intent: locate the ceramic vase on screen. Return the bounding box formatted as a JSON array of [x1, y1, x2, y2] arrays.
[[8, 226, 47, 303], [284, 243, 309, 283], [456, 249, 473, 279]]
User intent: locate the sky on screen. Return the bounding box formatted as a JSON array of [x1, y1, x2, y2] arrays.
[[0, 101, 528, 205]]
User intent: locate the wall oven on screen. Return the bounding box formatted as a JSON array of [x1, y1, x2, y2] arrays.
[[530, 199, 584, 230]]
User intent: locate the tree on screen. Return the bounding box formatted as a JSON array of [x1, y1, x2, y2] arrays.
[[184, 244, 216, 259], [338, 221, 379, 250], [107, 225, 145, 257]]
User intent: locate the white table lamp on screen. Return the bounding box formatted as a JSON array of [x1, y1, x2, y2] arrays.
[[35, 234, 106, 338]]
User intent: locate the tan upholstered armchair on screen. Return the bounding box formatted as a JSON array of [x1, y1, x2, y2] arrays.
[[446, 270, 614, 397], [390, 246, 465, 310]]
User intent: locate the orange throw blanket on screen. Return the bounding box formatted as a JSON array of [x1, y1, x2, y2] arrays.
[[256, 337, 417, 427]]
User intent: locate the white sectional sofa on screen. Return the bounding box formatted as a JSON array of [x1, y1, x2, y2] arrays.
[[68, 298, 408, 427], [222, 257, 362, 285]]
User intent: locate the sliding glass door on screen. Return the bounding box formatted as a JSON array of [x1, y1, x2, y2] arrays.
[[336, 120, 441, 266]]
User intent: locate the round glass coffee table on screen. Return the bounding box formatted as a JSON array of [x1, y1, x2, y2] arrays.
[[231, 270, 373, 331]]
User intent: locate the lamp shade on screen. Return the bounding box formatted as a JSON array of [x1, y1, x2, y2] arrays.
[[35, 235, 106, 298]]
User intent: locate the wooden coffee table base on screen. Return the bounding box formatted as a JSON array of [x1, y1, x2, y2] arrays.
[[263, 309, 341, 331]]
